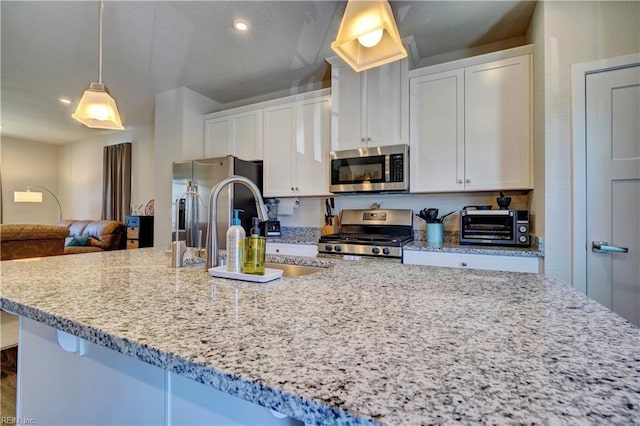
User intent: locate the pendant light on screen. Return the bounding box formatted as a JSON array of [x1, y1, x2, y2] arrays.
[[72, 0, 124, 130], [331, 0, 407, 72]]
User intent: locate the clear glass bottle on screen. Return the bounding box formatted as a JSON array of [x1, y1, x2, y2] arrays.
[[244, 217, 266, 275]]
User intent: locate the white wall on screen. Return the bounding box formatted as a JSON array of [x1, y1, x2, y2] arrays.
[[1, 137, 59, 224], [526, 1, 545, 238], [529, 1, 640, 284], [154, 87, 219, 248], [57, 125, 155, 220]]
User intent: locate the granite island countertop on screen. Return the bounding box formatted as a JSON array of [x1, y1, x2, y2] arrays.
[[1, 248, 638, 425]]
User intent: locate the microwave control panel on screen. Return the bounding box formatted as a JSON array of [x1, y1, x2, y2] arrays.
[[390, 154, 404, 182]]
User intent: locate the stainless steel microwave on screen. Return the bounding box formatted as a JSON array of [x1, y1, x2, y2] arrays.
[[329, 144, 409, 193]]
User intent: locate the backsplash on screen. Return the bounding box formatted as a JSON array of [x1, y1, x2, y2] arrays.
[[274, 191, 535, 234]]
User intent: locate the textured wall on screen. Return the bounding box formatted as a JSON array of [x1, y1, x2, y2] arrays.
[[1, 137, 59, 224], [534, 1, 640, 284], [57, 126, 155, 222]]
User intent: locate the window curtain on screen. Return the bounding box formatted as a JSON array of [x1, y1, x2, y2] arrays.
[[102, 143, 131, 222]]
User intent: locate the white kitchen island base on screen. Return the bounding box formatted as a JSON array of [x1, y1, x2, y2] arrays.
[[17, 317, 302, 426]]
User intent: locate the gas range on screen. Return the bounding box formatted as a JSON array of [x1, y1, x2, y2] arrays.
[[318, 209, 414, 262]]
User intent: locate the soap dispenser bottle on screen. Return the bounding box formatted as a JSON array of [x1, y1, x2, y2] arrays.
[[226, 209, 245, 273], [244, 217, 266, 275]]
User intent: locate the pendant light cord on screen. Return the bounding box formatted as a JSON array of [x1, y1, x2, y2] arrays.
[[98, 0, 104, 84]]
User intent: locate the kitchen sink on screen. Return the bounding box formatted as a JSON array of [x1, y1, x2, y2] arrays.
[[265, 262, 326, 277]]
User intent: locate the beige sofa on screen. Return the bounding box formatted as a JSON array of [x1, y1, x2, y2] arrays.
[[57, 220, 126, 254]]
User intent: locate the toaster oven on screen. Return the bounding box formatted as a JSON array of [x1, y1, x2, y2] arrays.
[[459, 209, 530, 247]]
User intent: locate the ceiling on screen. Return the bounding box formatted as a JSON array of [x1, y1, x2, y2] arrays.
[[1, 1, 536, 145]]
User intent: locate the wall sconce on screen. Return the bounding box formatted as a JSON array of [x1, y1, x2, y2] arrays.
[[331, 0, 407, 72], [14, 186, 63, 221]]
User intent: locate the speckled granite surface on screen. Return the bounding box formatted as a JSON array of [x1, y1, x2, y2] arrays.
[[1, 249, 638, 425], [266, 227, 321, 245], [405, 233, 544, 258], [271, 228, 544, 258]]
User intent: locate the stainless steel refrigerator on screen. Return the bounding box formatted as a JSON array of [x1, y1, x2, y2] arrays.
[[171, 156, 262, 250]]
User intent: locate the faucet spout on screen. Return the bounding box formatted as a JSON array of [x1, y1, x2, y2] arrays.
[[206, 175, 269, 270]]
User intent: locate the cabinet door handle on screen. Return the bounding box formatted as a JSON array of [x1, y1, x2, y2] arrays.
[[460, 262, 468, 267], [291, 187, 294, 191], [457, 179, 463, 184], [465, 179, 471, 184], [592, 241, 629, 253]]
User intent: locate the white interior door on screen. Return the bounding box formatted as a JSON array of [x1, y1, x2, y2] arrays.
[[586, 64, 640, 326]]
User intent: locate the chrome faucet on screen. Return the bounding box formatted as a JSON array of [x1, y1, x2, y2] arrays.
[[206, 175, 269, 270]]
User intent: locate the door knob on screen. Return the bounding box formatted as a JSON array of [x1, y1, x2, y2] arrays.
[[592, 241, 629, 253]]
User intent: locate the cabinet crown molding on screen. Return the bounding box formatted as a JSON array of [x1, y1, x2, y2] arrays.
[[409, 44, 534, 79]]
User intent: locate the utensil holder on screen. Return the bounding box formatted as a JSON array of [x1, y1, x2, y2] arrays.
[[426, 223, 444, 244]]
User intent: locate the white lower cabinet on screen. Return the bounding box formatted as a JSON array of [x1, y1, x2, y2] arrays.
[[19, 317, 165, 425], [18, 317, 302, 426], [169, 372, 302, 425], [403, 250, 541, 273], [266, 242, 318, 257]]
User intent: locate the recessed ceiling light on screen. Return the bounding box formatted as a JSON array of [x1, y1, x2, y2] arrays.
[[59, 98, 72, 105], [233, 19, 249, 31]]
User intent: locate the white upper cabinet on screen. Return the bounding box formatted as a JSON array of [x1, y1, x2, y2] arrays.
[[204, 109, 263, 161], [329, 57, 409, 150], [410, 48, 533, 193], [464, 55, 531, 190], [263, 95, 331, 198], [409, 68, 465, 193]]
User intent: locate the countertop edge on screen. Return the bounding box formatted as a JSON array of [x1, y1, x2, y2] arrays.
[[0, 257, 377, 426]]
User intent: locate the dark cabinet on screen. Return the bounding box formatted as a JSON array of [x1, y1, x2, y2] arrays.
[[126, 216, 154, 249]]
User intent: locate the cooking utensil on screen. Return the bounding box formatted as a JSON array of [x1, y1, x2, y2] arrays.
[[417, 208, 439, 223], [426, 208, 438, 222], [436, 210, 456, 223]]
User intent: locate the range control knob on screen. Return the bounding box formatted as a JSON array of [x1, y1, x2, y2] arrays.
[[324, 244, 333, 252], [372, 247, 380, 255], [382, 247, 390, 255], [334, 245, 342, 252], [519, 225, 528, 233], [519, 235, 528, 243]]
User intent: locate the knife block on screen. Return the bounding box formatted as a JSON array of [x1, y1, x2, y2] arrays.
[[322, 216, 340, 236]]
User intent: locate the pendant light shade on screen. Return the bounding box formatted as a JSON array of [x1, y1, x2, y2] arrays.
[[72, 82, 123, 130], [331, 0, 407, 72], [72, 1, 124, 130]]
